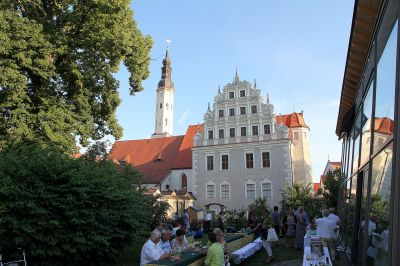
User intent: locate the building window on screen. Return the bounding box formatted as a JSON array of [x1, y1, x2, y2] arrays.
[[221, 184, 230, 198], [208, 130, 214, 139], [252, 126, 258, 136], [229, 128, 235, 137], [246, 183, 255, 199], [262, 152, 271, 168], [251, 105, 257, 114], [246, 153, 254, 168], [219, 129, 224, 139], [166, 103, 169, 110], [262, 182, 272, 198], [207, 184, 215, 198], [294, 132, 299, 139], [264, 124, 271, 134], [219, 109, 224, 117], [207, 156, 214, 171], [240, 90, 245, 97], [241, 127, 247, 136], [229, 108, 235, 116], [221, 155, 229, 170], [181, 175, 187, 192], [229, 91, 234, 99], [240, 106, 246, 115]]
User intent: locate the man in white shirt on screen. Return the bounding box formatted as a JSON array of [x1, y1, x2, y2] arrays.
[[327, 207, 340, 256], [204, 210, 212, 233], [140, 230, 170, 266], [316, 209, 336, 261], [159, 229, 172, 254]]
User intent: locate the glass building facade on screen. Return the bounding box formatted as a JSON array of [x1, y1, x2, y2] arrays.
[[336, 0, 400, 265]]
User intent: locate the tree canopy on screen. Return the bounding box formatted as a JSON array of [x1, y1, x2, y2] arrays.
[[322, 168, 342, 209], [0, 0, 152, 152], [0, 142, 165, 265]]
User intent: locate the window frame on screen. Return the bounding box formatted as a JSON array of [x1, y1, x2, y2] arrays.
[[261, 181, 272, 198], [206, 182, 216, 199], [261, 151, 271, 168], [245, 153, 254, 169], [241, 126, 247, 136], [220, 182, 230, 199], [221, 154, 229, 170], [251, 105, 257, 114], [245, 182, 256, 199], [252, 125, 259, 136], [206, 155, 214, 171]]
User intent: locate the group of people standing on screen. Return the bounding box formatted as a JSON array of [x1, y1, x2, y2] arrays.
[[248, 205, 340, 263]]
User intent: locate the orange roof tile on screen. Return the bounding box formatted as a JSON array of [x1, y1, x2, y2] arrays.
[[172, 124, 204, 169], [374, 117, 394, 135], [313, 183, 321, 193], [275, 112, 308, 128], [329, 162, 342, 170], [109, 136, 184, 184]]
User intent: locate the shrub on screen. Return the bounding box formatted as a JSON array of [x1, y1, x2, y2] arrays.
[[0, 142, 159, 265]]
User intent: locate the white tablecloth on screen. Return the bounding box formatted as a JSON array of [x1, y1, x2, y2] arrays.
[[303, 238, 333, 266], [231, 237, 263, 264]]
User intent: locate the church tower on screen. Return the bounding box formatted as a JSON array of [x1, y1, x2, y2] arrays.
[[152, 48, 174, 138]]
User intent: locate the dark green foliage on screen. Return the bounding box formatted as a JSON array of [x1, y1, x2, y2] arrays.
[[0, 1, 152, 152], [322, 168, 342, 209], [225, 209, 248, 230], [0, 142, 159, 265], [248, 197, 269, 217], [280, 183, 323, 220]]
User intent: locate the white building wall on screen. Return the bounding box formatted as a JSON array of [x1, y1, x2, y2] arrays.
[[160, 169, 193, 192]]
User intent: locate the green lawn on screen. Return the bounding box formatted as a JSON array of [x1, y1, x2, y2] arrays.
[[115, 237, 303, 265], [241, 238, 303, 265]]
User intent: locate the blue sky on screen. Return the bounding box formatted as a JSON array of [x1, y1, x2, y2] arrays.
[[113, 1, 355, 181]]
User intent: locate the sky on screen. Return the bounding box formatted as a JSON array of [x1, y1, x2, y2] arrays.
[[113, 1, 355, 182]]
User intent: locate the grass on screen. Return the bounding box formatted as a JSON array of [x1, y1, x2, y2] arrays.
[[241, 238, 303, 265], [114, 236, 303, 266]]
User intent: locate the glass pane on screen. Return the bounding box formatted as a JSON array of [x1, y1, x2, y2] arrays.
[[374, 21, 397, 153], [358, 169, 369, 263], [347, 136, 353, 179], [366, 142, 392, 265], [352, 112, 362, 173], [360, 83, 373, 165], [346, 174, 358, 249]]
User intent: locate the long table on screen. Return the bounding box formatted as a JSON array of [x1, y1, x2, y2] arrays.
[[303, 234, 333, 266], [146, 232, 254, 266]]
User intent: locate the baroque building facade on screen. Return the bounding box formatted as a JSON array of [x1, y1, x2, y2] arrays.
[[192, 73, 312, 212]]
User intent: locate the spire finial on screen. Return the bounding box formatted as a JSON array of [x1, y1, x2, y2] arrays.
[[267, 93, 270, 104], [208, 102, 211, 111], [218, 85, 221, 94], [234, 68, 240, 84], [254, 79, 257, 88], [165, 39, 171, 58]]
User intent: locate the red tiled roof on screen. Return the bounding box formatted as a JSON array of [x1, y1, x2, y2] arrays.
[[275, 112, 308, 128], [313, 183, 321, 193], [374, 117, 394, 135], [329, 162, 342, 170], [109, 136, 184, 184], [172, 124, 204, 169]]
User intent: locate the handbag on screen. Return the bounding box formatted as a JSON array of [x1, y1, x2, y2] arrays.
[[267, 228, 278, 242]]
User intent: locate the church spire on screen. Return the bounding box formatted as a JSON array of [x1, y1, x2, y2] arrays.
[[152, 45, 175, 138], [158, 47, 174, 91]]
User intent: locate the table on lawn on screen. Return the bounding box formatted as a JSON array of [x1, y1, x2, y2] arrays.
[[146, 232, 254, 266], [303, 233, 333, 266]]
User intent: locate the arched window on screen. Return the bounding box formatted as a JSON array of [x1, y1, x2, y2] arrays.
[[181, 175, 187, 192]]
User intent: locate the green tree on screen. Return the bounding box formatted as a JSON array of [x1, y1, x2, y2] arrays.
[[280, 183, 323, 219], [249, 197, 269, 218], [322, 168, 342, 209], [0, 142, 160, 265], [0, 1, 152, 152]]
